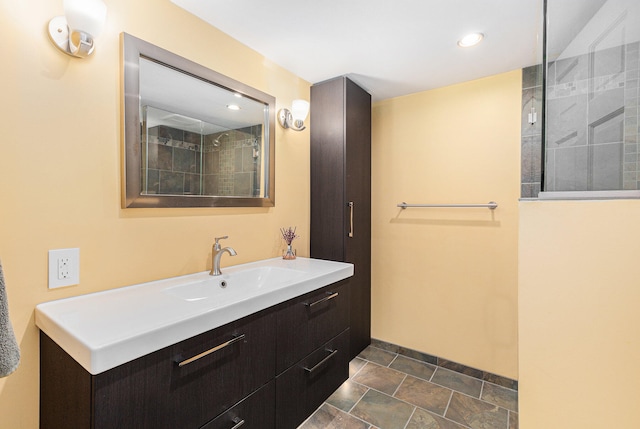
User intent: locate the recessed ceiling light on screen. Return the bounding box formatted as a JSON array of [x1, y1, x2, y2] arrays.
[[227, 104, 241, 110], [457, 32, 484, 48]]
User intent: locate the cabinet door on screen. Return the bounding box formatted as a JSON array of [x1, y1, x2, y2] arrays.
[[92, 310, 276, 429], [275, 329, 350, 429], [310, 77, 372, 360], [310, 77, 346, 262], [201, 381, 275, 429], [276, 280, 350, 374], [40, 332, 93, 429], [344, 78, 372, 359]]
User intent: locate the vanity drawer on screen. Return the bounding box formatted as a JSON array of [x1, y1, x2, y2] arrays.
[[276, 279, 350, 373], [275, 328, 350, 429], [91, 310, 276, 429], [201, 380, 275, 429]]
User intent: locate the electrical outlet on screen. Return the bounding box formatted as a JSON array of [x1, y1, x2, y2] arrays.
[[58, 257, 71, 279], [49, 248, 80, 289]]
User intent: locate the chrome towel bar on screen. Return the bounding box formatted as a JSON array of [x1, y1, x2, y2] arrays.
[[398, 201, 498, 210]]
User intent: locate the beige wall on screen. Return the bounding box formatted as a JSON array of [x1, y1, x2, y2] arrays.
[[371, 70, 521, 379], [0, 1, 310, 427], [519, 200, 640, 428]]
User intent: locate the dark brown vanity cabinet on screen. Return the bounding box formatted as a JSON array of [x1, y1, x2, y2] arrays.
[[41, 310, 276, 429], [310, 76, 372, 359], [276, 329, 350, 429], [276, 279, 350, 374], [40, 280, 350, 429], [275, 280, 350, 429]]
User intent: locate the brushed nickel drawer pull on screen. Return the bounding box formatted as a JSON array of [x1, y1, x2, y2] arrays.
[[305, 292, 339, 308], [230, 417, 245, 429], [304, 349, 338, 374], [177, 334, 246, 367]]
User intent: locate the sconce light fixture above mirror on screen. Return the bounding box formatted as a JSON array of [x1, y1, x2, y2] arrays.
[[278, 99, 310, 131], [122, 33, 276, 208], [48, 0, 107, 58]]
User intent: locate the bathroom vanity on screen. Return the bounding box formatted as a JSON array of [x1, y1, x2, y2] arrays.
[[36, 258, 353, 429]]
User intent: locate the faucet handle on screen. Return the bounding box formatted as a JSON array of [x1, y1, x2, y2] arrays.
[[214, 236, 229, 250]]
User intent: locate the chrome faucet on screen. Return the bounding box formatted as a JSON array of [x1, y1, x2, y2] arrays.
[[210, 236, 237, 276]]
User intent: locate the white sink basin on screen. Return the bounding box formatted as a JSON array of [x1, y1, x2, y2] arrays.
[[35, 257, 353, 375], [165, 266, 307, 302]]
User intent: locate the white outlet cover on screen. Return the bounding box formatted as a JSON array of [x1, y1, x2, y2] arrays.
[[48, 248, 80, 289]]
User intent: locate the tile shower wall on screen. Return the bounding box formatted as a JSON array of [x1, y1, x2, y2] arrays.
[[203, 126, 262, 197], [545, 42, 640, 192], [145, 125, 262, 197], [521, 65, 543, 198], [145, 125, 203, 195]]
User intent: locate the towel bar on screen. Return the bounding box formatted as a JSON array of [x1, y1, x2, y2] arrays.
[[397, 201, 498, 210]]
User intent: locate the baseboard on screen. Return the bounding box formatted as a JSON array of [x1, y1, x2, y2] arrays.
[[370, 338, 518, 391]]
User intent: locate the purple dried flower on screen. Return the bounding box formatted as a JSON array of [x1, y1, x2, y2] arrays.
[[280, 227, 298, 245]]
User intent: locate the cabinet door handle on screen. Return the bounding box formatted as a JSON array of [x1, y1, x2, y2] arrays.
[[348, 201, 354, 238], [176, 334, 246, 367], [303, 349, 338, 374], [304, 291, 339, 308], [230, 417, 245, 429]]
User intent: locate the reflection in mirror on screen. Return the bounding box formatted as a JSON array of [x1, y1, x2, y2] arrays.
[[122, 33, 276, 208]]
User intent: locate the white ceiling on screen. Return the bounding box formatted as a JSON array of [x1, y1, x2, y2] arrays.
[[169, 0, 607, 101], [140, 57, 267, 133]]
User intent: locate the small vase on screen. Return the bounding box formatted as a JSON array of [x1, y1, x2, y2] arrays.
[[283, 244, 296, 260]]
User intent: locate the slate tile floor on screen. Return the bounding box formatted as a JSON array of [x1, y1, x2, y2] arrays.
[[298, 345, 518, 429]]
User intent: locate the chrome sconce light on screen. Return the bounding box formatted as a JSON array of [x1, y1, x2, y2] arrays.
[[48, 0, 107, 58], [278, 99, 310, 131]]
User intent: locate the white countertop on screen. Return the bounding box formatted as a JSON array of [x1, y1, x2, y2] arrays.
[[35, 257, 353, 375]]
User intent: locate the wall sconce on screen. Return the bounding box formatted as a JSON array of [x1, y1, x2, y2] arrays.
[[278, 99, 310, 131], [48, 0, 107, 58]]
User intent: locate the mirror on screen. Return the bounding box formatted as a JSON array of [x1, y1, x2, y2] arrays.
[[122, 33, 276, 208]]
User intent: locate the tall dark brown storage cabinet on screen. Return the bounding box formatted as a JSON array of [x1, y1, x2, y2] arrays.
[[310, 76, 371, 359]]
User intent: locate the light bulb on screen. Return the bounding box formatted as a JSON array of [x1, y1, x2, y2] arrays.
[[64, 0, 107, 38], [291, 99, 310, 122]]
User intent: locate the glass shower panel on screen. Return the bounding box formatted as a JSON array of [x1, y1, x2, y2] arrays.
[[544, 0, 640, 194]]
